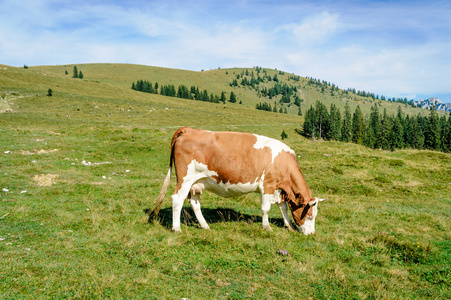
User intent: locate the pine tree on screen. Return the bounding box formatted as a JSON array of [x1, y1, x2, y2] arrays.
[[368, 104, 381, 148], [302, 106, 315, 138], [341, 103, 352, 142], [390, 116, 404, 150], [440, 113, 451, 152], [72, 66, 78, 78], [229, 91, 237, 103], [78, 70, 84, 79], [351, 105, 365, 145], [220, 91, 227, 103], [329, 104, 341, 141], [424, 106, 441, 150], [281, 130, 288, 140], [315, 101, 330, 140], [411, 114, 425, 149]]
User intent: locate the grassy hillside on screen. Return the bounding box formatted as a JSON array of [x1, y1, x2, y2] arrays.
[[2, 63, 439, 118], [0, 64, 450, 299]]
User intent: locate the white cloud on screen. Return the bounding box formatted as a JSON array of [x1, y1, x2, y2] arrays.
[[282, 12, 341, 46]]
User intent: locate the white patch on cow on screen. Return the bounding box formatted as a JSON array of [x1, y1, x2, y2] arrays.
[[262, 189, 282, 204], [253, 134, 295, 162]]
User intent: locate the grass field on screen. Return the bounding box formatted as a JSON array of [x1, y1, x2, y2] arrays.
[[1, 64, 450, 299]]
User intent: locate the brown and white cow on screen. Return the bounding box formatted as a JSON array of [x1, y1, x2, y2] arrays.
[[149, 127, 325, 235]]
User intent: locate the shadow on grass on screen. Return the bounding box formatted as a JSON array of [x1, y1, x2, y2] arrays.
[[144, 206, 287, 230]]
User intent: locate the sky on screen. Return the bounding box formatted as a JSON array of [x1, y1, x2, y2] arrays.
[[1, 0, 451, 102]]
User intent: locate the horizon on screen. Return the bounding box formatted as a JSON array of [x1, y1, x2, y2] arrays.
[[1, 0, 450, 103]]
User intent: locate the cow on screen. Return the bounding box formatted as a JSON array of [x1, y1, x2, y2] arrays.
[[148, 127, 325, 235]]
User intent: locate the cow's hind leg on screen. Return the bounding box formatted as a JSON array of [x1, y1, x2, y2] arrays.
[[171, 193, 185, 232], [188, 193, 210, 230]]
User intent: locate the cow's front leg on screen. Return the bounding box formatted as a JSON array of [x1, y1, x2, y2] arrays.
[[261, 194, 273, 231], [188, 193, 210, 230], [171, 193, 184, 232], [277, 202, 295, 231]]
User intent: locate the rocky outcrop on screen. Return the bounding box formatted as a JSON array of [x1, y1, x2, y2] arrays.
[[414, 98, 451, 112]]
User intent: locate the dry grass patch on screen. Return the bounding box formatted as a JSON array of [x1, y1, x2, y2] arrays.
[[32, 174, 59, 186]]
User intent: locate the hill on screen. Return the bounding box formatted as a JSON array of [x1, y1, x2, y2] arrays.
[[0, 63, 450, 299], [2, 63, 442, 118]]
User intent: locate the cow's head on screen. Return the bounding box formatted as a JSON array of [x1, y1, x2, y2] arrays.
[[286, 197, 325, 235]]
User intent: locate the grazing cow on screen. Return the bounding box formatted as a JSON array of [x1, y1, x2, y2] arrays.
[[148, 127, 325, 235]]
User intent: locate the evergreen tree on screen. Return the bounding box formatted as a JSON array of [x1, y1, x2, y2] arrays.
[[424, 106, 441, 150], [281, 130, 288, 140], [341, 103, 352, 142], [220, 91, 227, 103], [315, 101, 330, 140], [441, 113, 451, 152], [72, 66, 78, 78], [390, 115, 404, 150], [351, 105, 365, 145], [368, 104, 381, 148], [411, 114, 425, 149], [229, 91, 237, 103], [303, 106, 315, 138], [329, 104, 341, 141], [404, 115, 414, 148], [78, 70, 84, 79], [47, 88, 53, 96], [379, 108, 391, 150]]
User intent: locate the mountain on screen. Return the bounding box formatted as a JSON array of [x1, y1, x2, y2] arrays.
[[413, 97, 451, 113]]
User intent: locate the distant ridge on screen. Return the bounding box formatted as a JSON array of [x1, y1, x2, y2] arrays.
[[413, 98, 451, 113]]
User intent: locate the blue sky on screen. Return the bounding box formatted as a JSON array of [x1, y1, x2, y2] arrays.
[[1, 0, 451, 102]]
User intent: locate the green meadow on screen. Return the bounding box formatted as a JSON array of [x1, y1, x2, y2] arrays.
[[0, 64, 450, 299]]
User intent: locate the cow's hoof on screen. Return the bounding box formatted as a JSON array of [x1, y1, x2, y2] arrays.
[[263, 225, 273, 231], [172, 227, 182, 233], [286, 226, 295, 232]]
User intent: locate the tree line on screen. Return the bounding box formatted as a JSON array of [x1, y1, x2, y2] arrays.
[[306, 76, 417, 108], [132, 80, 238, 104], [299, 101, 451, 153]]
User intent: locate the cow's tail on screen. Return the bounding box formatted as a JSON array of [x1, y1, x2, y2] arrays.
[[147, 128, 187, 221]]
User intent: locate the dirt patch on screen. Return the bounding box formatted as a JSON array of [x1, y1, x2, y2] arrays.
[[0, 98, 12, 113], [21, 149, 60, 155], [33, 174, 59, 186], [90, 182, 106, 185]]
